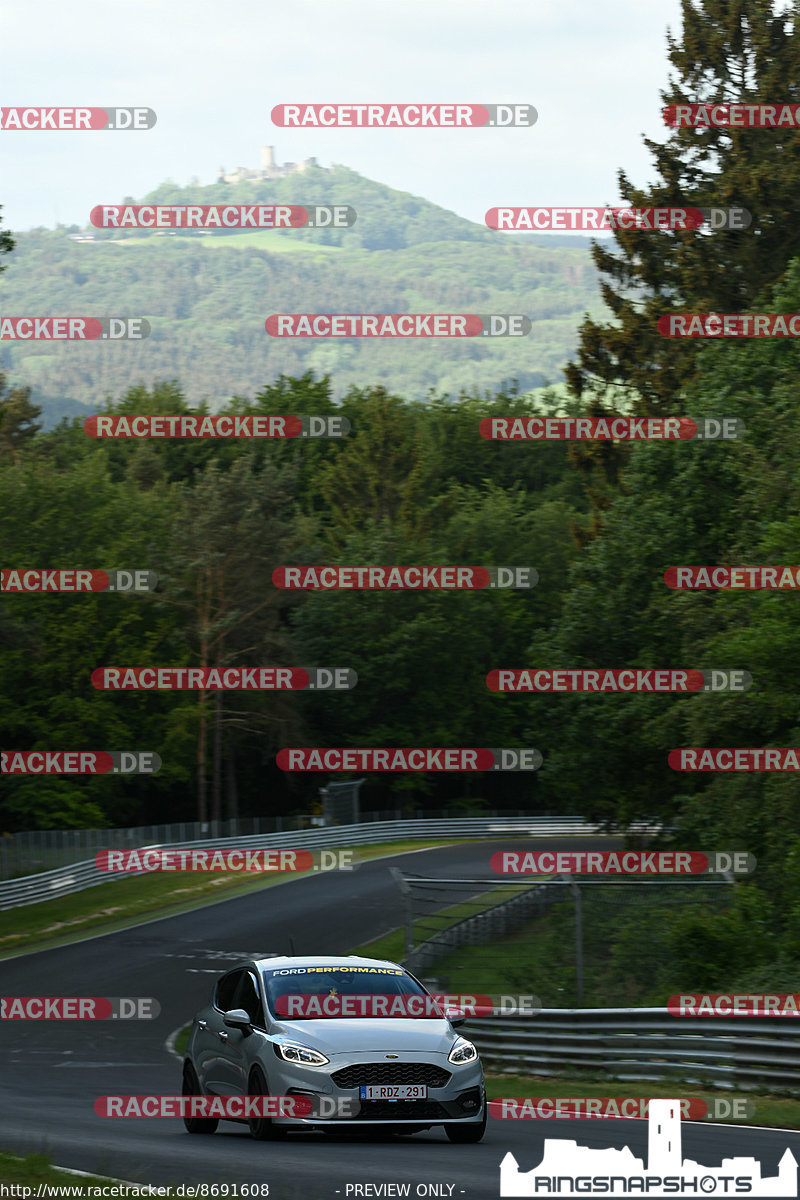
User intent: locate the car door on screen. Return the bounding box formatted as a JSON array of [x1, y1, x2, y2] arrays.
[[217, 968, 269, 1095], [199, 968, 245, 1095]]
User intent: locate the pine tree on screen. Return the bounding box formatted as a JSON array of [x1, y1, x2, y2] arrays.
[[567, 0, 800, 424], [0, 376, 41, 462]]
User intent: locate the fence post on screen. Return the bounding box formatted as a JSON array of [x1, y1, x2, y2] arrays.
[[567, 876, 584, 1005]]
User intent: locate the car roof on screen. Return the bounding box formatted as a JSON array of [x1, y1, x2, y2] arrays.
[[252, 954, 403, 970]]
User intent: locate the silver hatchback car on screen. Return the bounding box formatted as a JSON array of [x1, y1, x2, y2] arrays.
[[182, 954, 486, 1142]]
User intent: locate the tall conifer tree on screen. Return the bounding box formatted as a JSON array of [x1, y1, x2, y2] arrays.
[[566, 0, 800, 502]]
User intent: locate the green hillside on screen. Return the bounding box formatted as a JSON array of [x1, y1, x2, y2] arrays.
[[1, 167, 607, 425]]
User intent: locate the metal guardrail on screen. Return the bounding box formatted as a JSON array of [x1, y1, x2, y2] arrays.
[[5, 822, 791, 1089], [467, 1007, 800, 1090], [399, 876, 569, 976], [0, 816, 630, 910]]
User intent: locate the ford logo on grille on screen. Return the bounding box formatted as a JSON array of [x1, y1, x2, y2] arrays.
[[385, 1054, 398, 1059]]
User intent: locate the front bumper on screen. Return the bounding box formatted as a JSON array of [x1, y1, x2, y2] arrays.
[[268, 1051, 484, 1127]]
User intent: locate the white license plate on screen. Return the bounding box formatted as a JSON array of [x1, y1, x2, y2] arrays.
[[359, 1085, 427, 1100]]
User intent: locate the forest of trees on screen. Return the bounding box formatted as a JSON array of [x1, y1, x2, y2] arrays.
[[3, 0, 800, 990], [0, 169, 605, 424]]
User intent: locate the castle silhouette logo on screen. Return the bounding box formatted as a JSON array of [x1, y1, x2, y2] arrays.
[[499, 1099, 797, 1197]]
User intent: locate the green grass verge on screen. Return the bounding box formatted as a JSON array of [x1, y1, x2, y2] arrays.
[[483, 1075, 800, 1128], [0, 1152, 174, 1190], [351, 878, 548, 966], [106, 230, 345, 253], [0, 839, 474, 959]]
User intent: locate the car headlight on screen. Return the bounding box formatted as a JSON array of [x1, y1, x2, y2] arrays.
[[276, 1040, 330, 1066], [448, 1038, 478, 1065]]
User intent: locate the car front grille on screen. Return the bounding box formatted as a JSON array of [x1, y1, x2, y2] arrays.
[[331, 1063, 452, 1089], [355, 1100, 449, 1119]]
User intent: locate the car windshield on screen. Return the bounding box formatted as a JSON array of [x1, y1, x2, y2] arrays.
[[262, 966, 430, 1019]]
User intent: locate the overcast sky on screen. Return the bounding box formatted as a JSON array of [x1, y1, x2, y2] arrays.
[[2, 0, 691, 233]]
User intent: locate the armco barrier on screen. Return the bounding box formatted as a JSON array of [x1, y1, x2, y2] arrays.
[[400, 876, 569, 976], [468, 1007, 800, 1090], [0, 816, 632, 910]]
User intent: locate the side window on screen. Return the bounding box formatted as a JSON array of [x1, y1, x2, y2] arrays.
[[233, 970, 265, 1028], [214, 970, 243, 1013]]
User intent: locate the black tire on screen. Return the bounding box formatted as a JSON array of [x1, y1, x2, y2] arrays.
[[444, 1106, 486, 1144], [182, 1062, 218, 1135], [248, 1066, 286, 1141]]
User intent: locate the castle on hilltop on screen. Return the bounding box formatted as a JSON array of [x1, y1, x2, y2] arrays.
[[217, 146, 330, 185]]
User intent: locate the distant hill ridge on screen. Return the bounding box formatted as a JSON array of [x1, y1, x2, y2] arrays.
[[3, 163, 606, 425]]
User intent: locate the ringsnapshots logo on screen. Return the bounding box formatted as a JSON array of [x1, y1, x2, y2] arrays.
[[1, 569, 156, 592], [277, 747, 541, 771], [487, 669, 751, 693], [1, 997, 159, 1019], [0, 107, 156, 130], [1, 751, 160, 774], [91, 667, 356, 690], [480, 416, 745, 441], [271, 103, 537, 127], [265, 313, 531, 337], [273, 565, 536, 589], [90, 204, 355, 230], [0, 317, 148, 339], [499, 1099, 797, 1197], [95, 847, 358, 873], [664, 102, 800, 128], [84, 414, 348, 439]]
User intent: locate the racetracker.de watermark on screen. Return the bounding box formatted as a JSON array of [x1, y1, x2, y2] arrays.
[[271, 103, 537, 126], [84, 414, 348, 438], [490, 850, 756, 875], [486, 206, 751, 231], [669, 994, 800, 1016], [90, 205, 355, 229], [659, 313, 800, 336], [265, 314, 531, 336], [486, 207, 704, 231], [277, 747, 541, 771], [94, 1095, 325, 1118], [480, 416, 744, 440], [91, 667, 356, 690], [664, 102, 800, 127], [0, 569, 156, 592], [1, 751, 160, 774], [272, 566, 536, 589], [1, 997, 159, 1019], [272, 993, 527, 1018], [669, 748, 800, 770], [490, 1096, 755, 1121], [0, 317, 148, 339], [0, 107, 155, 130], [486, 669, 752, 693], [95, 847, 358, 872], [665, 565, 800, 588]]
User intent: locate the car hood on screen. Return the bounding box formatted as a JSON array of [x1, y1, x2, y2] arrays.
[[271, 1017, 460, 1055]]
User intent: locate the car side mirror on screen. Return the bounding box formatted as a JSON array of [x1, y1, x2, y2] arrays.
[[223, 1007, 253, 1034], [444, 1007, 467, 1028]]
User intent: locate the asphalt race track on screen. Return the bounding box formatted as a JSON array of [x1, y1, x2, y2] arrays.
[[1, 839, 798, 1199]]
